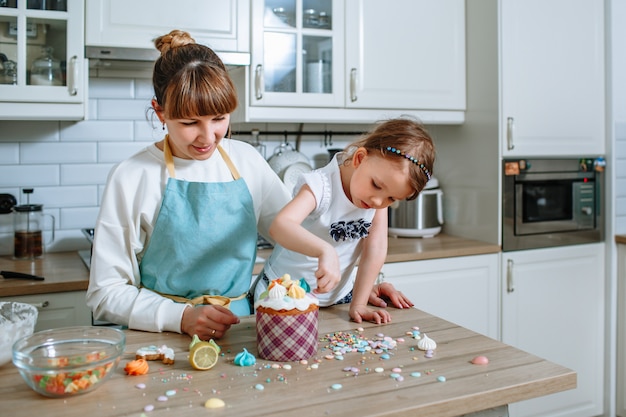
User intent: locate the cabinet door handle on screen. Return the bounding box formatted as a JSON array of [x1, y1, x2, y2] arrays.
[[506, 117, 515, 150], [506, 259, 514, 293], [254, 64, 264, 100], [350, 68, 357, 102], [67, 55, 78, 96], [26, 301, 49, 309]]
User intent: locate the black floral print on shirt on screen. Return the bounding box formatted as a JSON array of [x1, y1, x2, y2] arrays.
[[329, 218, 372, 242]]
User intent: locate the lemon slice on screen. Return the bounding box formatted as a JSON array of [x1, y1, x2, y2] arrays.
[[189, 336, 221, 370]]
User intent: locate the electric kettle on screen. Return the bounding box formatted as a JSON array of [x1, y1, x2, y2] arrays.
[[388, 177, 444, 238]]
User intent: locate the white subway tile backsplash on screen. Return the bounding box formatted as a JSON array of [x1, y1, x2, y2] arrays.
[[89, 78, 135, 99], [30, 186, 99, 208], [20, 142, 97, 164], [0, 143, 19, 164], [98, 142, 148, 163], [60, 206, 101, 229], [0, 165, 59, 188], [0, 121, 60, 142], [97, 99, 152, 120], [60, 120, 134, 141], [135, 79, 155, 100], [61, 164, 115, 186]]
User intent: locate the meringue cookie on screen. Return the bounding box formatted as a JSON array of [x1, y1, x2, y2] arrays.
[[417, 333, 437, 351]]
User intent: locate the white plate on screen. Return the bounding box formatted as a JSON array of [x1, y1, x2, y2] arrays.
[[282, 162, 313, 192]]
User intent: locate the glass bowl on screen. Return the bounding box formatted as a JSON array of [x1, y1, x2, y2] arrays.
[[12, 326, 125, 397], [0, 302, 38, 367]]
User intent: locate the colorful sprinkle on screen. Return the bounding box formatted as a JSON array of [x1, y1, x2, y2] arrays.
[[143, 404, 154, 412], [135, 383, 146, 389], [254, 384, 265, 391], [331, 383, 342, 390], [437, 376, 447, 382], [374, 367, 384, 373], [165, 389, 176, 396], [411, 372, 422, 378], [157, 395, 168, 402]]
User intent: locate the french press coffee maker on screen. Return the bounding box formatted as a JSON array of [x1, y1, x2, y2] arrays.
[[13, 189, 55, 259]]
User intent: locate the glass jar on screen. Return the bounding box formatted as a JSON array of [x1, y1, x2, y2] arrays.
[[30, 46, 63, 86], [1, 60, 17, 85]]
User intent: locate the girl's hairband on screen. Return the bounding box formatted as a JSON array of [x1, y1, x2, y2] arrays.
[[385, 147, 431, 180]]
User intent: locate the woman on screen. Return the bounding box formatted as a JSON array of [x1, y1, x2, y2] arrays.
[[86, 30, 290, 341]]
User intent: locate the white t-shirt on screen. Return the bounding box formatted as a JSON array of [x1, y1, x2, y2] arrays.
[[261, 155, 376, 306], [86, 138, 290, 333]]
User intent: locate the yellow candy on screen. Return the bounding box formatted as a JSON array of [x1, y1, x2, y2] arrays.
[[204, 398, 225, 409], [287, 283, 305, 299]]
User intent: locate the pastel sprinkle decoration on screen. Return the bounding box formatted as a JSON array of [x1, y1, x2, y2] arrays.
[[331, 383, 343, 390], [437, 376, 447, 382]]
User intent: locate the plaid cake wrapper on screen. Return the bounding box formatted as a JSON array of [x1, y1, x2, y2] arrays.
[[256, 309, 319, 362]]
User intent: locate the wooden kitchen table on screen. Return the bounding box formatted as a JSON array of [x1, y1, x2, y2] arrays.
[[0, 305, 575, 417]]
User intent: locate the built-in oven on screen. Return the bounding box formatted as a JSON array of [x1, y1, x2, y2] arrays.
[[502, 158, 604, 252]]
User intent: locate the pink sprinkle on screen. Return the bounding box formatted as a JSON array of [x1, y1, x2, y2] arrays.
[[157, 395, 168, 402], [135, 383, 146, 389], [471, 355, 489, 365], [392, 367, 402, 373], [396, 338, 405, 343], [144, 404, 154, 412]]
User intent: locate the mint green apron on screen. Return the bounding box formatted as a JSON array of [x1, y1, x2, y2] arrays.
[[140, 136, 257, 316]]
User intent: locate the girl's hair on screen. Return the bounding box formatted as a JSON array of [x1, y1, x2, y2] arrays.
[[152, 30, 238, 119], [345, 117, 435, 200]]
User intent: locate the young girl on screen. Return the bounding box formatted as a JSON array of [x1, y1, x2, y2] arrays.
[[257, 118, 436, 324]]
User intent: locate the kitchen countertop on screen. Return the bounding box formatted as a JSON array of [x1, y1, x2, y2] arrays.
[[0, 304, 575, 417], [0, 234, 501, 298]]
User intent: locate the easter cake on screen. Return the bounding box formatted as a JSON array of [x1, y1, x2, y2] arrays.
[[254, 274, 319, 362]]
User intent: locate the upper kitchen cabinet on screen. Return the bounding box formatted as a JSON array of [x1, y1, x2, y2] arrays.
[[0, 0, 87, 120], [85, 0, 250, 63], [232, 0, 466, 124], [500, 0, 605, 157]]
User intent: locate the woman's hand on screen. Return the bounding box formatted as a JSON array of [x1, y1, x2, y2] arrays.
[[349, 303, 392, 324], [368, 282, 414, 310], [181, 305, 240, 340]]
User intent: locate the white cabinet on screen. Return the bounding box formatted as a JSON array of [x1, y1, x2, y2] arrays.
[[502, 243, 605, 417], [2, 291, 92, 331], [85, 0, 249, 56], [617, 242, 626, 417], [232, 0, 465, 124], [345, 0, 465, 112], [0, 0, 87, 120], [499, 0, 605, 157], [381, 254, 499, 339]]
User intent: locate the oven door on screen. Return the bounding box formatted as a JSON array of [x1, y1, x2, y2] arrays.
[[514, 173, 595, 236]]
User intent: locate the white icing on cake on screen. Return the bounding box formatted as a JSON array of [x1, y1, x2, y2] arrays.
[[254, 273, 319, 311]]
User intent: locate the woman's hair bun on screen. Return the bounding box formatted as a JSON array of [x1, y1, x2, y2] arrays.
[[154, 30, 196, 55]]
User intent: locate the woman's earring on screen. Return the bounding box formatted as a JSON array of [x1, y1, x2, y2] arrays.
[[162, 123, 165, 131]]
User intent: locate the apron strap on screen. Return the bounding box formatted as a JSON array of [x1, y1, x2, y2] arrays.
[[163, 134, 241, 180]]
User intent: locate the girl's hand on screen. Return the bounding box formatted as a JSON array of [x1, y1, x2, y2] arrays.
[[314, 247, 341, 293], [368, 282, 414, 310], [349, 304, 392, 324], [181, 304, 240, 340]]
